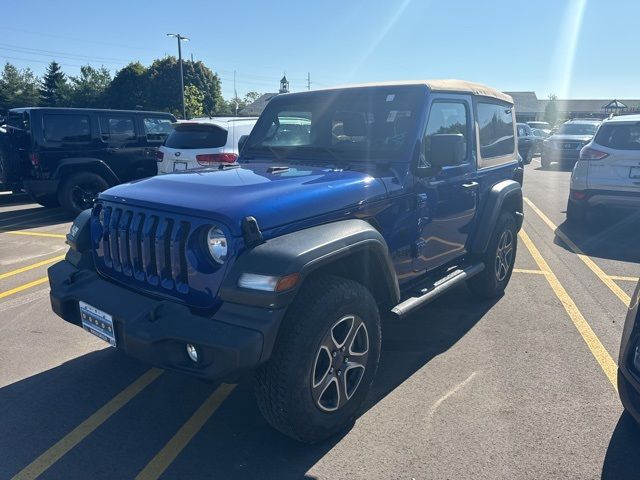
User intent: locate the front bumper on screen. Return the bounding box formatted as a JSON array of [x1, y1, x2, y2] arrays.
[[48, 259, 286, 380]]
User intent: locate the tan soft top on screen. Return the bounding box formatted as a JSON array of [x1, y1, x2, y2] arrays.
[[313, 79, 513, 104]]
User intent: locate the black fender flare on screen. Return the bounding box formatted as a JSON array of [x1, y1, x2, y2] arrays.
[[469, 179, 523, 254], [53, 158, 119, 185], [219, 219, 400, 309]]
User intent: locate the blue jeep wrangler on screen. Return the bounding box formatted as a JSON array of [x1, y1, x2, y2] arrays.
[[49, 80, 523, 443]]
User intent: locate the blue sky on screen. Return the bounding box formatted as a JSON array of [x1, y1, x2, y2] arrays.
[[3, 0, 639, 100]]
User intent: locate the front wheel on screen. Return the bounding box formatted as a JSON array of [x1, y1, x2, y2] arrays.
[[524, 148, 533, 165], [255, 275, 381, 443], [467, 212, 517, 298]]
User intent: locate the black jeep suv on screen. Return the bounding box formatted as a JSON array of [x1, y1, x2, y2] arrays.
[[0, 108, 175, 212]]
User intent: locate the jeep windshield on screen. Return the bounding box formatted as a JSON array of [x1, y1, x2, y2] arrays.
[[243, 86, 426, 163]]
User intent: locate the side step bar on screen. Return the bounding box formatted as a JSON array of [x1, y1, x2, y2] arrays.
[[391, 263, 485, 319]]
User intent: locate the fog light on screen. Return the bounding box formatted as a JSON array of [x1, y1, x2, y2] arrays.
[[186, 344, 199, 363]]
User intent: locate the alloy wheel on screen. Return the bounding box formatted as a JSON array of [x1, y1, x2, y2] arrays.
[[311, 315, 369, 412], [495, 229, 514, 282]]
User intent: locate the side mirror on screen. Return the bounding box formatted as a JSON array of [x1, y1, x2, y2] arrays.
[[238, 135, 249, 155], [428, 133, 466, 168]]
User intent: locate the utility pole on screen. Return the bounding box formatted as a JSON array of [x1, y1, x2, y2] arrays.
[[307, 72, 311, 91], [166, 33, 189, 119]]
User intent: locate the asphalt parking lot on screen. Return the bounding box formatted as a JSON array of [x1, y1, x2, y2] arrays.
[[1, 160, 639, 480]]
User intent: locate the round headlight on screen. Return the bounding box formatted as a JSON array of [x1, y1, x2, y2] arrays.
[[207, 227, 227, 264]]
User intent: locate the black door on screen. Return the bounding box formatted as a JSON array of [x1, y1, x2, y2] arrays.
[[98, 113, 147, 181]]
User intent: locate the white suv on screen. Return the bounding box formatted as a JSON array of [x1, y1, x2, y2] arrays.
[[568, 114, 640, 223], [157, 117, 257, 173]]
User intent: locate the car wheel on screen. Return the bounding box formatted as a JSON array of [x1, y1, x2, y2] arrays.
[[58, 172, 109, 214], [540, 155, 551, 169], [467, 212, 517, 299], [255, 274, 381, 443], [525, 148, 533, 165]]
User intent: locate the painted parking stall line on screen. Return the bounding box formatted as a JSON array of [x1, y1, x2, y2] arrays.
[[523, 197, 631, 306], [0, 255, 65, 280], [135, 383, 236, 480], [12, 368, 164, 480], [519, 229, 618, 390]]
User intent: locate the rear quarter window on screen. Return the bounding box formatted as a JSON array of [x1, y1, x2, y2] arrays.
[[477, 102, 516, 167], [43, 114, 91, 143], [594, 123, 640, 150], [165, 125, 228, 149]]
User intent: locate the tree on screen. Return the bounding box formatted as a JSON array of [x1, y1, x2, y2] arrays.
[[0, 63, 40, 111], [105, 62, 147, 110], [544, 94, 559, 126], [40, 61, 69, 106], [143, 57, 225, 117], [184, 84, 204, 118], [69, 65, 111, 108]]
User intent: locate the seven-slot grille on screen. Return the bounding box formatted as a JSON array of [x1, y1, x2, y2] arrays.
[[97, 205, 190, 293]]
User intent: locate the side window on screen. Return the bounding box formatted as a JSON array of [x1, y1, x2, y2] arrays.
[[477, 102, 515, 159], [43, 114, 91, 143], [420, 101, 468, 168], [99, 115, 136, 142], [517, 125, 526, 137], [143, 117, 174, 142]]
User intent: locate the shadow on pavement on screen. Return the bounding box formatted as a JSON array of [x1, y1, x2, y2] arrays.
[[0, 191, 32, 207], [0, 286, 494, 479], [0, 205, 73, 231], [601, 411, 640, 480], [554, 211, 640, 264]]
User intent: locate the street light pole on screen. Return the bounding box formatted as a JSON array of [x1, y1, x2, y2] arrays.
[[166, 33, 189, 119]]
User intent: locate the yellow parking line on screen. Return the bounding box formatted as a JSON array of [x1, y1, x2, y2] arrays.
[[609, 275, 639, 283], [519, 229, 618, 390], [0, 256, 65, 280], [12, 368, 164, 480], [135, 383, 236, 480], [1, 230, 67, 239], [513, 268, 547, 275], [524, 197, 631, 307], [0, 277, 49, 300]]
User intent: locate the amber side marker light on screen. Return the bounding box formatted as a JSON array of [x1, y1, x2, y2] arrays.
[[276, 273, 300, 292]]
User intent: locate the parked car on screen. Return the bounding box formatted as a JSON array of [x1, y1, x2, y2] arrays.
[[49, 80, 523, 443], [156, 117, 257, 173], [527, 121, 551, 136], [517, 122, 543, 164], [618, 279, 640, 426], [0, 108, 176, 212], [567, 114, 640, 224], [541, 119, 601, 169]]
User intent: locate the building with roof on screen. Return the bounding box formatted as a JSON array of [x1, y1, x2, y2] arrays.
[[506, 91, 640, 123], [240, 75, 290, 116]]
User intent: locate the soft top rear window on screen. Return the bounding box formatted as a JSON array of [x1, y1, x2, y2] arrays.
[[594, 122, 640, 150], [165, 124, 228, 149]]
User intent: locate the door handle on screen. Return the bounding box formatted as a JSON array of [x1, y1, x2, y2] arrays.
[[461, 181, 478, 189]]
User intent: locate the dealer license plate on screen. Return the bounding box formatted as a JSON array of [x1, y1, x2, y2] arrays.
[[630, 167, 640, 179], [173, 161, 188, 171], [79, 301, 116, 347]]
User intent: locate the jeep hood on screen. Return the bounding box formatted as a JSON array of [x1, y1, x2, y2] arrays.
[[100, 163, 388, 236]]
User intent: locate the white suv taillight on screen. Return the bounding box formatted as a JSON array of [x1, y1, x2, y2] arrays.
[[579, 146, 608, 161]]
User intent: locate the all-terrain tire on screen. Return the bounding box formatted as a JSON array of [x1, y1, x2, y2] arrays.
[[255, 274, 381, 443], [540, 155, 551, 169], [58, 171, 109, 214], [467, 212, 517, 298], [525, 148, 533, 165]]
